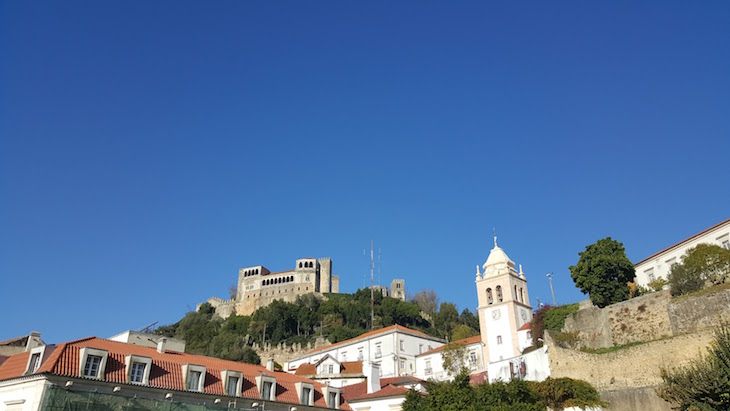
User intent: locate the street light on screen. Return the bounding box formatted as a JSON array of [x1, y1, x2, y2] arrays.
[[546, 273, 556, 306]]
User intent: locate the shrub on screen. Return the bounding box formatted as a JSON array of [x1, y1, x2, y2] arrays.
[[668, 263, 704, 296], [648, 278, 668, 292]]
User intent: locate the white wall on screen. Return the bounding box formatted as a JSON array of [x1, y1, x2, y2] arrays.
[[0, 377, 49, 411], [487, 346, 550, 383], [635, 221, 730, 288], [348, 396, 406, 411], [413, 341, 483, 382], [286, 330, 444, 379]]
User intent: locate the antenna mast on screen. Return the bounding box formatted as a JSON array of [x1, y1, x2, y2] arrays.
[[371, 239, 374, 330]]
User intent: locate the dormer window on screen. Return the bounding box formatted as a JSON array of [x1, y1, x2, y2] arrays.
[[255, 374, 277, 401], [221, 370, 243, 397], [125, 355, 152, 385], [322, 385, 342, 409], [25, 346, 45, 375], [182, 364, 206, 392], [78, 347, 109, 380], [295, 382, 315, 406]]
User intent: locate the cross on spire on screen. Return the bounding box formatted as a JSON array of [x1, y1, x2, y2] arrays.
[[493, 227, 498, 247]]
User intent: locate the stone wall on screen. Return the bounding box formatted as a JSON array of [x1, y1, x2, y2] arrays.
[[564, 291, 672, 348], [668, 288, 730, 335], [253, 337, 331, 368], [600, 387, 672, 411], [546, 329, 714, 391]]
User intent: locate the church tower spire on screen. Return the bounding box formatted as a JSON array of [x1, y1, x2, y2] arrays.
[[475, 237, 533, 364]]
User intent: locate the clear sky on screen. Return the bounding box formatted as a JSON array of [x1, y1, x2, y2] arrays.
[[1, 1, 728, 344]]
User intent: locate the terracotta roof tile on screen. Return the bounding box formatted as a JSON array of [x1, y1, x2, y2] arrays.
[[0, 335, 28, 347], [518, 322, 532, 331], [340, 361, 362, 375], [342, 376, 425, 402], [417, 335, 481, 357], [0, 337, 350, 410], [294, 363, 316, 375]]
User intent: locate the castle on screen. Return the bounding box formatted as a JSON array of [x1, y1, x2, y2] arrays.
[[203, 257, 341, 318]]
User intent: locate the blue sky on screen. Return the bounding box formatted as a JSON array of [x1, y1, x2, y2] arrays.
[[1, 1, 728, 344]]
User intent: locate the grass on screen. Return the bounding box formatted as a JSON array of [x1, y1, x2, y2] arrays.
[[580, 335, 674, 354], [672, 282, 730, 302]]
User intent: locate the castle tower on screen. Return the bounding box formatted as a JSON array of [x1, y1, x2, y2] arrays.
[[318, 257, 332, 293], [475, 236, 532, 363], [390, 279, 405, 301]]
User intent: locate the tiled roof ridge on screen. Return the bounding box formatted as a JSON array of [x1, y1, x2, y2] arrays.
[[417, 335, 481, 357], [635, 217, 730, 266]]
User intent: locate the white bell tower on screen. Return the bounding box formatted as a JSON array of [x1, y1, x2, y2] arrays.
[[475, 235, 532, 363]]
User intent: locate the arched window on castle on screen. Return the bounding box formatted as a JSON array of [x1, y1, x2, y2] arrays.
[[496, 285, 503, 302], [487, 288, 493, 305], [299, 262, 302, 268]]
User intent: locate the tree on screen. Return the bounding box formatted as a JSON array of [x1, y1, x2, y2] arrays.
[[451, 324, 475, 341], [569, 237, 635, 308], [441, 342, 469, 377], [412, 289, 439, 318], [667, 262, 704, 297], [681, 244, 730, 286], [434, 302, 459, 339]]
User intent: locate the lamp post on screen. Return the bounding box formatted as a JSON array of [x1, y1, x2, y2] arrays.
[[546, 273, 556, 306]]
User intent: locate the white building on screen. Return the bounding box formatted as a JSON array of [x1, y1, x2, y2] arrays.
[[635, 218, 730, 288], [108, 330, 186, 352], [285, 325, 446, 385], [414, 335, 483, 381]]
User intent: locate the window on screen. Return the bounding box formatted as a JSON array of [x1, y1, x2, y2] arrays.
[[469, 351, 477, 365], [487, 288, 493, 305], [26, 352, 42, 374], [425, 360, 432, 375], [645, 268, 654, 282], [328, 364, 334, 374], [221, 370, 243, 397], [520, 287, 524, 303], [375, 344, 382, 358], [182, 364, 206, 392], [227, 376, 239, 396], [322, 386, 342, 409], [419, 344, 423, 354], [295, 382, 315, 405], [255, 375, 277, 401], [358, 348, 363, 360], [723, 240, 730, 250], [400, 360, 405, 369], [78, 348, 109, 380], [496, 285, 503, 302], [497, 336, 503, 344], [188, 371, 202, 390], [130, 362, 146, 383], [399, 340, 404, 351]]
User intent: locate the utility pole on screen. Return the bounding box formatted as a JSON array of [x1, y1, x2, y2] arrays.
[[547, 273, 556, 306], [370, 240, 374, 330]]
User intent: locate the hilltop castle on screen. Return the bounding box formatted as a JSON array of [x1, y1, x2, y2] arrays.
[[203, 257, 341, 318]]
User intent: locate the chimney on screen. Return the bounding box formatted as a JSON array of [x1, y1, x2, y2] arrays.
[[363, 361, 381, 394], [157, 338, 167, 354], [266, 358, 275, 372], [26, 331, 42, 351]]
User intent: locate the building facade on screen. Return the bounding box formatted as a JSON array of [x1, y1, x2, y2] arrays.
[[413, 336, 483, 381], [634, 218, 730, 288], [204, 257, 341, 318], [0, 336, 348, 411], [285, 325, 446, 384]]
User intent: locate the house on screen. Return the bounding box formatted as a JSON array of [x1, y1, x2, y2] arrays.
[[413, 335, 483, 381], [634, 218, 730, 288], [341, 365, 426, 411], [0, 335, 349, 411], [286, 325, 445, 384]]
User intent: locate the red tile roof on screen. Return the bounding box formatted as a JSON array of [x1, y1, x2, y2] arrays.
[[340, 361, 363, 375], [635, 218, 730, 265], [342, 376, 425, 402], [518, 322, 532, 331], [294, 363, 316, 375], [417, 335, 481, 357], [302, 325, 438, 357], [0, 335, 28, 347], [0, 337, 350, 410]]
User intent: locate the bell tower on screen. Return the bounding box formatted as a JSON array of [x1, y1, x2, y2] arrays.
[[475, 236, 532, 363]]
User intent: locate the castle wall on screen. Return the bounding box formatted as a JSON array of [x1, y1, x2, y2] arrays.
[[668, 287, 730, 335], [319, 257, 332, 293]]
